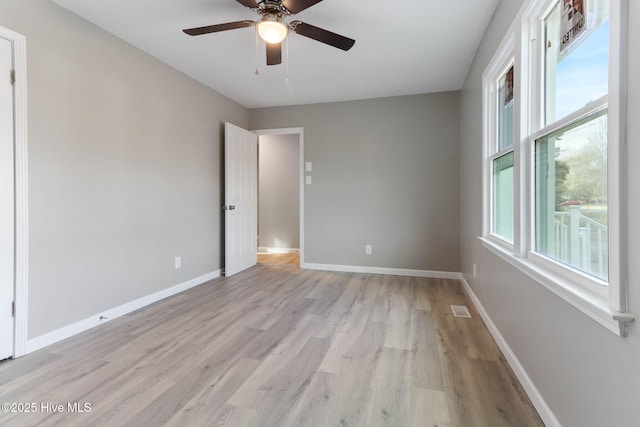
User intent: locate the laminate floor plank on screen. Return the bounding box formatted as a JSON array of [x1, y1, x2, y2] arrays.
[[383, 277, 415, 350], [411, 276, 433, 312], [333, 274, 380, 335], [163, 358, 261, 427], [281, 371, 339, 427], [317, 275, 381, 374], [236, 303, 284, 331], [366, 347, 410, 427], [244, 337, 329, 427], [252, 270, 316, 311], [307, 280, 346, 316], [0, 265, 544, 427], [326, 321, 386, 427], [269, 313, 332, 357], [409, 308, 445, 390], [368, 275, 394, 323], [123, 343, 249, 426], [239, 298, 315, 361], [409, 386, 451, 427], [257, 252, 300, 267], [0, 355, 108, 405], [210, 404, 257, 427], [493, 354, 543, 426]]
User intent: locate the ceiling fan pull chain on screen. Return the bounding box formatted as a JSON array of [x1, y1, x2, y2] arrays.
[[255, 25, 260, 75], [285, 36, 289, 83]]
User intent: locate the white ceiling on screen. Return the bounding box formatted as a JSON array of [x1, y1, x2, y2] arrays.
[[52, 0, 500, 108]]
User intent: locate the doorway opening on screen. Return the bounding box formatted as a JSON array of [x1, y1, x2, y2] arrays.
[[254, 128, 304, 267]]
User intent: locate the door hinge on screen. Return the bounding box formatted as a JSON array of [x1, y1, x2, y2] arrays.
[[10, 70, 16, 86], [11, 301, 15, 317]]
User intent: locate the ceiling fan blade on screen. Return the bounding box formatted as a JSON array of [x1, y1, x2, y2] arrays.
[[266, 42, 282, 66], [290, 21, 355, 51], [183, 20, 254, 36], [282, 0, 324, 14], [236, 0, 259, 9]]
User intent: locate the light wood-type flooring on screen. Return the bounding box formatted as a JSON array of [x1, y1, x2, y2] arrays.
[[0, 264, 543, 426], [257, 252, 299, 267]]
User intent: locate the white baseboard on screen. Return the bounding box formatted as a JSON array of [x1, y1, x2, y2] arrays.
[[456, 273, 561, 427], [258, 247, 300, 254], [301, 262, 461, 280], [25, 270, 221, 354]]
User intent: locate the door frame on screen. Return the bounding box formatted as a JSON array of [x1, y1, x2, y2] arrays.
[[0, 26, 28, 358], [252, 127, 304, 266]]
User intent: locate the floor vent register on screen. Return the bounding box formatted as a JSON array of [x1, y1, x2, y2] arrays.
[[450, 305, 472, 318]]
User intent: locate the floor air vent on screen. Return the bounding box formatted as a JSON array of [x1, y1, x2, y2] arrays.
[[450, 305, 472, 318]]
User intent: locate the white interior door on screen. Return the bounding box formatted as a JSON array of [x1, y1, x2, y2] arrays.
[[0, 37, 15, 359], [224, 122, 257, 277]]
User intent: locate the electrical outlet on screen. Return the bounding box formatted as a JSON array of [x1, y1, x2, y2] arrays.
[[175, 256, 181, 269], [305, 176, 312, 185], [365, 245, 372, 255]]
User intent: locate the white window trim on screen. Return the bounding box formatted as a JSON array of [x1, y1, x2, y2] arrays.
[[481, 0, 633, 336], [606, 0, 629, 322]]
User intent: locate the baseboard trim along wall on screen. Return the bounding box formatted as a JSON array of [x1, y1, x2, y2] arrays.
[[456, 273, 561, 427], [301, 262, 461, 280], [25, 270, 221, 354], [258, 247, 300, 254]]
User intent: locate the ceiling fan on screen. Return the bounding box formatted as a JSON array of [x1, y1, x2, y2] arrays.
[[183, 0, 355, 66]]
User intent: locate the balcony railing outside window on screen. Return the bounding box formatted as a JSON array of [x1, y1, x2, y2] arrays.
[[553, 206, 608, 280]]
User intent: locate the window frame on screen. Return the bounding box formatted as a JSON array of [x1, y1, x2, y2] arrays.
[[482, 34, 517, 251], [481, 0, 633, 336]]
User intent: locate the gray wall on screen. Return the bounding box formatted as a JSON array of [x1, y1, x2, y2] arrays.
[[258, 134, 300, 250], [250, 93, 460, 272], [459, 0, 640, 426], [1, 0, 248, 338]]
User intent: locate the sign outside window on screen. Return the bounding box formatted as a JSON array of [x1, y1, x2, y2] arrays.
[[504, 66, 514, 106], [559, 0, 586, 53]]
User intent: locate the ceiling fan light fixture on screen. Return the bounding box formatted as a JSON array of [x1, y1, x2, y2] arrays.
[[257, 17, 288, 44]]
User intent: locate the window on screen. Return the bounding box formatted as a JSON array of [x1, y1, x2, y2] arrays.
[[481, 0, 632, 336], [535, 109, 608, 281], [493, 150, 514, 241], [483, 37, 516, 247], [534, 0, 610, 282], [543, 0, 609, 125], [493, 66, 515, 242]]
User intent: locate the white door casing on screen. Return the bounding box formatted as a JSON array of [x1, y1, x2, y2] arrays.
[[0, 37, 15, 359], [253, 127, 304, 265], [224, 122, 257, 277]]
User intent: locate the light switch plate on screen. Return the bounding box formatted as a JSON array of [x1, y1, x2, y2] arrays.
[[305, 161, 312, 172], [305, 176, 312, 185]]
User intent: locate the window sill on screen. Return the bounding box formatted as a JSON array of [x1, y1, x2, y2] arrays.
[[478, 236, 634, 336]]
